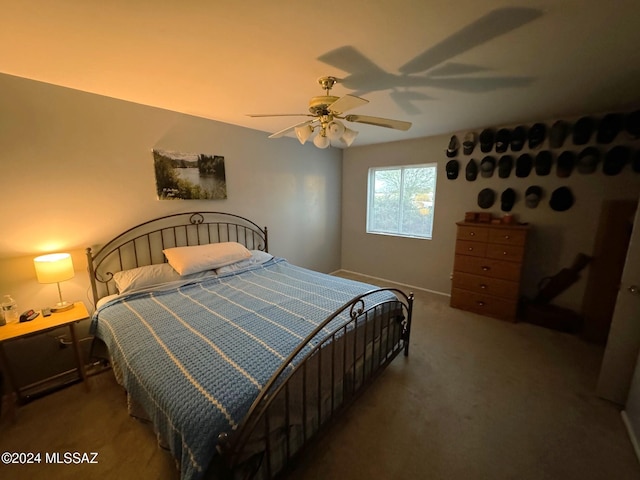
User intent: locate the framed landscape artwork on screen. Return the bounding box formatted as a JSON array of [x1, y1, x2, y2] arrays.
[[152, 149, 227, 200]]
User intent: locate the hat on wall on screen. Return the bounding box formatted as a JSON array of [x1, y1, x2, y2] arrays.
[[528, 123, 546, 149], [463, 132, 477, 155], [480, 156, 496, 177], [525, 185, 543, 208], [602, 146, 630, 176], [495, 128, 511, 153], [625, 110, 640, 139], [501, 188, 516, 212], [597, 113, 623, 144], [446, 159, 460, 179], [478, 188, 496, 209], [577, 147, 600, 174], [549, 120, 569, 148], [573, 116, 594, 145], [633, 149, 640, 173], [511, 125, 527, 152], [515, 153, 533, 177], [556, 151, 575, 177], [549, 186, 574, 212], [480, 128, 495, 153], [498, 155, 513, 178], [446, 135, 459, 157], [466, 158, 478, 181], [535, 151, 553, 176]]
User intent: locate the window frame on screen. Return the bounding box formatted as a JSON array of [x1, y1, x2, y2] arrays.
[[366, 163, 437, 240]]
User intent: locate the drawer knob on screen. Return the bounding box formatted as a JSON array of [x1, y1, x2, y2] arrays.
[[477, 301, 485, 306], [470, 232, 475, 236], [468, 247, 474, 251], [504, 235, 510, 239], [481, 266, 490, 271], [480, 284, 487, 289], [503, 251, 507, 255]]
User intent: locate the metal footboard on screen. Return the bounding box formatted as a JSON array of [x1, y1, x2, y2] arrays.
[[216, 288, 414, 479]]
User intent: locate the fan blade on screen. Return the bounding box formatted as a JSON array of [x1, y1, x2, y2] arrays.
[[268, 119, 317, 139], [247, 113, 312, 118], [345, 115, 412, 131], [328, 94, 369, 114]]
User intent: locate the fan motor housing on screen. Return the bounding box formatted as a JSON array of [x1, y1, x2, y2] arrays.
[[309, 96, 339, 116]]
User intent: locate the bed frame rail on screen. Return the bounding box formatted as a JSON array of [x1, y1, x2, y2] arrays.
[[216, 288, 413, 479], [85, 211, 268, 307]]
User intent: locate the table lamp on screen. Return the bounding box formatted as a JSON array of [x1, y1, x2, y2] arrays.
[[34, 253, 75, 312]]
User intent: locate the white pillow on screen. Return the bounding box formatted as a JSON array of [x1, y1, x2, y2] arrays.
[[216, 250, 273, 274], [113, 263, 181, 294], [163, 242, 252, 275]]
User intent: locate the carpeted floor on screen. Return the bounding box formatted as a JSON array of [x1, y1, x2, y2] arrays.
[[1, 272, 638, 479]]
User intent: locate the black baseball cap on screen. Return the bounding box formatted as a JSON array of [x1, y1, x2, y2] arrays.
[[511, 126, 527, 152], [480, 128, 495, 153], [625, 110, 640, 139], [495, 128, 511, 153], [515, 154, 533, 178], [633, 149, 640, 173], [498, 155, 513, 178], [466, 158, 478, 181], [556, 151, 575, 178], [549, 186, 574, 212], [573, 116, 594, 145], [535, 151, 553, 176], [446, 135, 459, 157], [501, 188, 516, 212], [597, 113, 623, 144], [446, 159, 460, 179], [478, 188, 496, 209], [577, 147, 600, 174], [528, 123, 546, 149], [463, 132, 476, 155], [603, 146, 630, 176]]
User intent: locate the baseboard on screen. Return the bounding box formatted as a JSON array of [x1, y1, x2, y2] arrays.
[[621, 410, 640, 465], [332, 269, 450, 297]]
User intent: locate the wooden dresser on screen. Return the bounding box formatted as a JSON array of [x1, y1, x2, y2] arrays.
[[450, 221, 530, 322]]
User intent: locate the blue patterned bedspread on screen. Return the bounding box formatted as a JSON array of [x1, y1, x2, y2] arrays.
[[91, 258, 393, 480]]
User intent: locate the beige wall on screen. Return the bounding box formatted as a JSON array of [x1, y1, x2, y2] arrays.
[[342, 121, 640, 312], [0, 72, 342, 321]]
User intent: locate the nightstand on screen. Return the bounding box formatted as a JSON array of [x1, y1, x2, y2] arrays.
[[0, 301, 91, 419]]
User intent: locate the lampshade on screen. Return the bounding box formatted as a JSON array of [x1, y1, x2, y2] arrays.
[[326, 120, 346, 140], [313, 130, 330, 149], [340, 127, 359, 147], [294, 124, 314, 145], [34, 253, 75, 284]]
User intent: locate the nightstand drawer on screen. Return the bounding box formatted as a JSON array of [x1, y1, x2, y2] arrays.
[[450, 288, 518, 321], [485, 243, 525, 262], [456, 225, 489, 242], [453, 255, 523, 281], [452, 272, 519, 299], [488, 228, 527, 246], [455, 240, 487, 257]]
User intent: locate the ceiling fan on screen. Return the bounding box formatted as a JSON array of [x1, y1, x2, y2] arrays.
[[248, 76, 411, 148]]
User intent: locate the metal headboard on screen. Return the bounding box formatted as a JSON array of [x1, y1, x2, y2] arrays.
[[86, 211, 268, 307]]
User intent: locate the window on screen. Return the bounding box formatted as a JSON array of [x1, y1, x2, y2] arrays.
[[367, 164, 437, 239]]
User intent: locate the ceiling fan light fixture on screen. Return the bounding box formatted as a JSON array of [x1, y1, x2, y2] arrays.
[[341, 127, 359, 147], [295, 124, 314, 144], [313, 130, 330, 149], [326, 120, 346, 140]]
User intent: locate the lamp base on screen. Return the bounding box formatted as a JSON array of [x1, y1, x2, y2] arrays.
[[51, 301, 74, 313]]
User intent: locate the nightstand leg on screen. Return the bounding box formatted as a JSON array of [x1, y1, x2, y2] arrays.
[[68, 323, 90, 392], [0, 344, 17, 422]]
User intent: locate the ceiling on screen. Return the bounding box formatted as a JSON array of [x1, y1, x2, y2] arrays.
[[2, 0, 640, 147]]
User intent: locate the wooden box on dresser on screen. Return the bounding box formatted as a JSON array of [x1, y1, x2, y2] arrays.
[[450, 221, 530, 322]]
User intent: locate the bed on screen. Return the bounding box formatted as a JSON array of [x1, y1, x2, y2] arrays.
[[87, 211, 413, 480]]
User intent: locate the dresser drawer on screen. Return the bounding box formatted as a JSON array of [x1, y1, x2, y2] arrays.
[[456, 225, 489, 242], [485, 243, 525, 262], [453, 254, 523, 281], [488, 228, 527, 246], [452, 272, 519, 299], [455, 240, 487, 257], [450, 288, 518, 321]]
